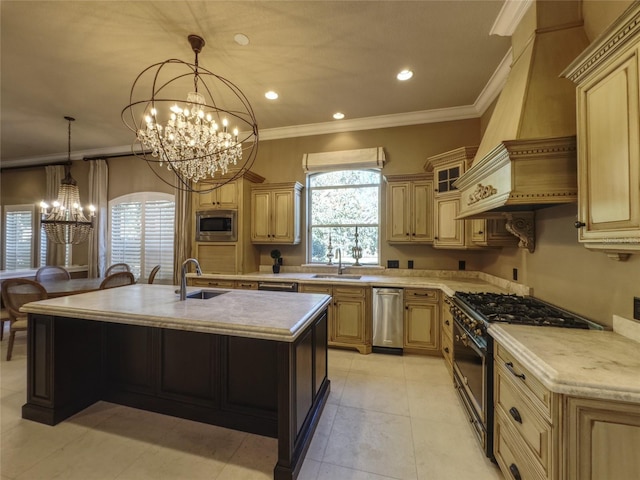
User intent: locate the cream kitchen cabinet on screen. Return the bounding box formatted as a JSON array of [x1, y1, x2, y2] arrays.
[[494, 336, 640, 480], [441, 295, 454, 376], [194, 180, 239, 210], [299, 284, 371, 354], [563, 2, 640, 260], [426, 146, 479, 249], [471, 218, 519, 248], [251, 182, 302, 244], [385, 173, 434, 243], [403, 288, 440, 354]]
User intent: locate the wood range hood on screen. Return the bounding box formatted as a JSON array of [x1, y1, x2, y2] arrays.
[[454, 1, 589, 251]]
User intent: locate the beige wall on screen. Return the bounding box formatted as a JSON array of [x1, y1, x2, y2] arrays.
[[250, 119, 483, 269], [582, 0, 633, 42]]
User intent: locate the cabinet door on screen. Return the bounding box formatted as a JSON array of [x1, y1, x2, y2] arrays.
[[216, 181, 238, 209], [195, 244, 238, 274], [566, 396, 640, 480], [578, 47, 640, 245], [272, 190, 294, 243], [434, 197, 464, 247], [251, 191, 272, 242], [404, 302, 439, 352], [412, 181, 434, 242], [332, 297, 366, 345], [387, 182, 410, 242]]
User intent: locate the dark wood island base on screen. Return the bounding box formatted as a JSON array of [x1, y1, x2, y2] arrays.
[[23, 309, 329, 480]]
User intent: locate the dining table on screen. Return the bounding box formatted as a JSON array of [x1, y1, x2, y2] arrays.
[[39, 278, 106, 298]]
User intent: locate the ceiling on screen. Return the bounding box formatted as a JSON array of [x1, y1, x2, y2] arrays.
[[0, 1, 512, 168]]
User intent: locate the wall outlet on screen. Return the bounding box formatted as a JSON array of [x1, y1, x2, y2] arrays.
[[513, 268, 518, 281], [634, 297, 640, 321], [408, 260, 414, 269], [387, 260, 399, 269], [458, 260, 466, 271]]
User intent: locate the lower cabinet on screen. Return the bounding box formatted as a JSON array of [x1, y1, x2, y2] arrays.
[[299, 284, 371, 354], [494, 339, 640, 480], [403, 288, 440, 354], [188, 278, 236, 288], [564, 396, 640, 480], [441, 295, 454, 376]]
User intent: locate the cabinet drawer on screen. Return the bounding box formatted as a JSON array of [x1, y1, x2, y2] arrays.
[[404, 289, 439, 302], [189, 278, 235, 288], [495, 411, 547, 480], [441, 328, 453, 366], [496, 343, 551, 417], [496, 370, 551, 473], [333, 286, 366, 298], [300, 284, 332, 295], [234, 280, 258, 290]]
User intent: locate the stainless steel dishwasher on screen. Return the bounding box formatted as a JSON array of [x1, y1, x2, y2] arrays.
[[372, 287, 404, 354]]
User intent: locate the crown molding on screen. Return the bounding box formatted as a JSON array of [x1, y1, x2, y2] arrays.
[[473, 48, 512, 114], [490, 0, 533, 36]]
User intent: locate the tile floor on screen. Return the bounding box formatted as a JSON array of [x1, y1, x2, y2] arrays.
[[1, 333, 503, 480]]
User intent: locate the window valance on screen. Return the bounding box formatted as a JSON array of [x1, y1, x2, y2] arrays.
[[302, 147, 386, 173]]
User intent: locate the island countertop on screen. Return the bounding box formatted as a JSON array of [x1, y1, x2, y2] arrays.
[[490, 323, 640, 403], [21, 284, 332, 342]]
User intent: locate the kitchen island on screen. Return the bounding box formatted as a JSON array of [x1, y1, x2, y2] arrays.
[[20, 284, 332, 480]]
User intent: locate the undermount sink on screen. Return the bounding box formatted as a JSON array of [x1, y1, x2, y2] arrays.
[[312, 274, 362, 280], [186, 290, 227, 300]]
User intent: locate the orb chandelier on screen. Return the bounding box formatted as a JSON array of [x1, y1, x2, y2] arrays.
[[121, 34, 259, 193], [40, 117, 95, 245]]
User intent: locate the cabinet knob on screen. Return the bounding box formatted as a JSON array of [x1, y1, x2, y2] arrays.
[[412, 233, 415, 236], [509, 464, 522, 480], [405, 306, 409, 310], [406, 232, 410, 236], [477, 231, 483, 234], [509, 406, 523, 424], [434, 236, 439, 240], [574, 221, 586, 228], [445, 320, 450, 326], [444, 347, 449, 353]]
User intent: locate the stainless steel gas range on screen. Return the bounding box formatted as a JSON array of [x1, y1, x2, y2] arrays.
[[449, 292, 604, 460]]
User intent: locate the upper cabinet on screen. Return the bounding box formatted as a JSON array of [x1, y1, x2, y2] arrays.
[[426, 146, 477, 249], [386, 173, 434, 243], [250, 182, 303, 244], [194, 181, 239, 210], [563, 2, 640, 260], [425, 146, 519, 249]]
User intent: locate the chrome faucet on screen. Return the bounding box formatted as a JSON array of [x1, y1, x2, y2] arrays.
[[180, 258, 202, 300], [336, 248, 344, 275]]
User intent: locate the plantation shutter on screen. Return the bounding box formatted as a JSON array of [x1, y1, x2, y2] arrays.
[[109, 193, 175, 282], [4, 207, 34, 270], [143, 200, 175, 283]]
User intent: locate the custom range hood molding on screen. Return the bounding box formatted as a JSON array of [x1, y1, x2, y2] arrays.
[[453, 0, 591, 252]]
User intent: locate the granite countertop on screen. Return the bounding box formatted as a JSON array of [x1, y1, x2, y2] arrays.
[[21, 284, 331, 342], [490, 324, 640, 403], [188, 270, 530, 297]]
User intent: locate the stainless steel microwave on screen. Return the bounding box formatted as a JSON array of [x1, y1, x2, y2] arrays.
[[195, 210, 237, 242]]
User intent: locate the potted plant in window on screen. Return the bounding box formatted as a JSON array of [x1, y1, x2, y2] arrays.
[[270, 249, 282, 274]]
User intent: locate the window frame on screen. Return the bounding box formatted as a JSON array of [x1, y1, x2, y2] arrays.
[[306, 169, 382, 265], [108, 191, 175, 282]]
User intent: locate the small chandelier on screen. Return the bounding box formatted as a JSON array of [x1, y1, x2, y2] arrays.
[[40, 117, 95, 245], [121, 34, 259, 193]]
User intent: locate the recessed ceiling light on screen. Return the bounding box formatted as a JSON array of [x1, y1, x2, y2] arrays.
[[265, 91, 279, 100], [397, 69, 414, 81], [333, 112, 345, 120], [234, 33, 250, 46]]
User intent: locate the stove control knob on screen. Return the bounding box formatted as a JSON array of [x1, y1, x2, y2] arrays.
[[469, 320, 478, 329], [464, 317, 471, 325], [474, 328, 483, 336]]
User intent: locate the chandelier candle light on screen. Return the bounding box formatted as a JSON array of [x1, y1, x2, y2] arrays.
[[122, 34, 259, 192], [40, 117, 95, 245]]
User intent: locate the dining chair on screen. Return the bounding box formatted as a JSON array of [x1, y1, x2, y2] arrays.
[[105, 263, 131, 276], [1, 278, 48, 360], [35, 265, 71, 282], [147, 265, 161, 284], [99, 272, 136, 290], [0, 307, 10, 341]]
